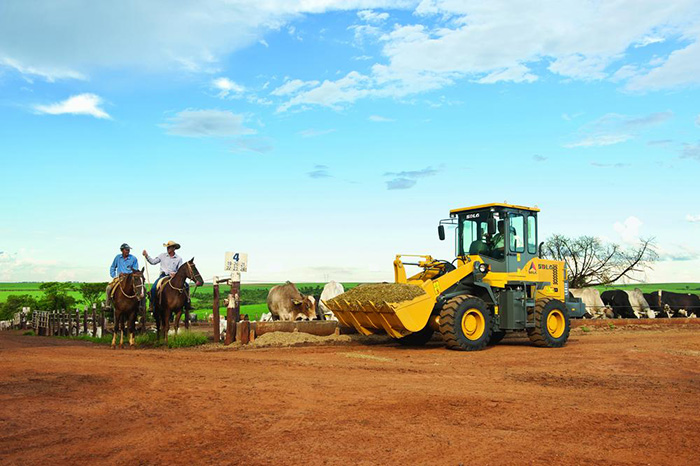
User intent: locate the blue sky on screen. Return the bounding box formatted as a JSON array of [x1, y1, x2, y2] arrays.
[[1, 0, 699, 283]]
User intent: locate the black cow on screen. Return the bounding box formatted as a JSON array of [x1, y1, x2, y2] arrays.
[[600, 290, 637, 319], [659, 291, 700, 317], [643, 292, 668, 318]]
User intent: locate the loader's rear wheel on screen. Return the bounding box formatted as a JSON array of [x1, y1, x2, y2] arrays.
[[439, 295, 492, 351], [488, 330, 506, 345], [397, 324, 434, 346], [527, 298, 570, 347]]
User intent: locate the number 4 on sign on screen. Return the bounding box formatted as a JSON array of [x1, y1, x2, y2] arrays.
[[224, 252, 248, 273]]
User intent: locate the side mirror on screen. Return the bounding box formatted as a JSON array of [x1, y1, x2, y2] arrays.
[[539, 241, 545, 257], [438, 225, 445, 241], [487, 217, 497, 235]]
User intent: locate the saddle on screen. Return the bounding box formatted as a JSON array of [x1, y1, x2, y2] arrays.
[[156, 277, 171, 294], [109, 276, 126, 298]]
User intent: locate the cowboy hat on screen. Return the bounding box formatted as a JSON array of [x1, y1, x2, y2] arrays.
[[163, 241, 181, 250], [120, 243, 132, 250]]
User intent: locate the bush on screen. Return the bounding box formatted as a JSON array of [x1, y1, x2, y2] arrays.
[[0, 294, 38, 320], [38, 282, 76, 311]]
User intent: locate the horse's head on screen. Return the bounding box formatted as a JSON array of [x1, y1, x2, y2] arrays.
[[131, 267, 146, 299], [186, 258, 204, 286]]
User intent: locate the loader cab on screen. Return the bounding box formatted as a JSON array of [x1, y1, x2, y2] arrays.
[[449, 203, 540, 274]]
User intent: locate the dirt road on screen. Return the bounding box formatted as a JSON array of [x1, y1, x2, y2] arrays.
[[1, 326, 699, 465]]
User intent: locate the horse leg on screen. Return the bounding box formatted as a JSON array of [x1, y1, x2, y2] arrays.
[[185, 309, 190, 330], [164, 311, 170, 346], [129, 311, 136, 348], [119, 324, 124, 349], [174, 311, 181, 335], [111, 310, 118, 349]]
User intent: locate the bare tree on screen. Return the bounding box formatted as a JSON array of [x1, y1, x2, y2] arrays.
[[542, 235, 657, 288]]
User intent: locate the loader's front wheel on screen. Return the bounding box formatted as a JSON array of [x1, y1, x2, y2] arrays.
[[527, 298, 570, 347], [439, 295, 492, 351], [397, 324, 434, 346]]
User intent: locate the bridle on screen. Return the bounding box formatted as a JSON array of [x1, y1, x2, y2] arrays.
[[119, 272, 145, 300], [167, 262, 203, 296]]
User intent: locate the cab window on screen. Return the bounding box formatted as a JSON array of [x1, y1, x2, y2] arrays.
[[509, 214, 525, 253], [527, 216, 537, 254]]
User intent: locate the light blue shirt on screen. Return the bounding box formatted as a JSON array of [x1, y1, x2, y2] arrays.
[[110, 254, 139, 278], [145, 252, 183, 275]]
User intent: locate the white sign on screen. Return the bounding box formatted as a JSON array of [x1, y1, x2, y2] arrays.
[[224, 252, 248, 272]]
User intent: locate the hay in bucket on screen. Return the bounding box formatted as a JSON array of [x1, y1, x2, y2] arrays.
[[327, 283, 426, 306]]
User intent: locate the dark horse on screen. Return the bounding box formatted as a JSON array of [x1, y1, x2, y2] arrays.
[[111, 268, 145, 349], [153, 258, 204, 344]]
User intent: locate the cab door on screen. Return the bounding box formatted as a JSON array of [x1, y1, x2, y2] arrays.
[[506, 212, 527, 272]]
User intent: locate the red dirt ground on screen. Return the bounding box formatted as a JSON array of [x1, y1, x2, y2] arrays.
[[1, 324, 699, 466]]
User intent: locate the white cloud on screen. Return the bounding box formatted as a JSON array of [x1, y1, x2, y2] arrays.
[[259, 39, 269, 48], [298, 128, 336, 137], [368, 115, 394, 122], [161, 109, 254, 137], [211, 77, 245, 98], [34, 93, 111, 119], [613, 216, 643, 244], [626, 40, 700, 91], [686, 214, 700, 222], [634, 36, 666, 48], [564, 111, 673, 148], [0, 1, 416, 80], [357, 9, 389, 23], [565, 134, 632, 148], [476, 64, 538, 84], [384, 166, 438, 190], [681, 142, 700, 161], [270, 79, 320, 96], [277, 1, 700, 110]]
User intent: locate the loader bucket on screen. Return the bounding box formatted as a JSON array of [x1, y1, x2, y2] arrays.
[[323, 289, 436, 339]]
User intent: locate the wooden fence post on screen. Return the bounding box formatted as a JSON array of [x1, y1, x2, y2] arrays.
[[101, 308, 106, 335], [213, 277, 220, 343], [83, 307, 88, 335], [236, 320, 250, 345], [75, 309, 79, 336], [92, 305, 97, 337]]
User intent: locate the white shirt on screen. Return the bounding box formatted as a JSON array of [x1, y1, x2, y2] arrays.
[[145, 253, 183, 275]]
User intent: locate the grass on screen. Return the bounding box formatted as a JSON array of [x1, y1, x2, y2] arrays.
[[134, 331, 209, 348], [0, 282, 363, 304], [49, 330, 208, 348], [580, 326, 591, 333], [191, 303, 269, 321], [56, 334, 113, 345]]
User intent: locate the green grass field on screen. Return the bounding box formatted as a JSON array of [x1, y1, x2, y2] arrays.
[[3, 282, 698, 322]]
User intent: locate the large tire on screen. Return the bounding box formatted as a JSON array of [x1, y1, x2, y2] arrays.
[[527, 298, 570, 347], [397, 324, 434, 346], [488, 330, 506, 345], [439, 295, 492, 351]]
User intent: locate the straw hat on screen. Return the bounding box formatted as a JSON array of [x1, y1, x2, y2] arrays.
[[163, 241, 181, 250]]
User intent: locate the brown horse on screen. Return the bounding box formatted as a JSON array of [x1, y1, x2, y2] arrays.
[[111, 268, 145, 349], [153, 258, 204, 344]]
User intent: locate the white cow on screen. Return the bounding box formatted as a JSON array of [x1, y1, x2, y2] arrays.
[[319, 281, 344, 321], [625, 288, 655, 319], [570, 288, 613, 319]]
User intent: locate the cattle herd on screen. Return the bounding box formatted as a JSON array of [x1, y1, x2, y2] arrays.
[[263, 282, 700, 322], [571, 288, 700, 319]]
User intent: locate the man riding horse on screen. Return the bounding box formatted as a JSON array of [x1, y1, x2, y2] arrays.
[[142, 241, 193, 313], [105, 243, 140, 307]]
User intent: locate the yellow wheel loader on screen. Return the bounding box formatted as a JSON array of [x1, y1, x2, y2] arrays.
[[325, 203, 586, 351]]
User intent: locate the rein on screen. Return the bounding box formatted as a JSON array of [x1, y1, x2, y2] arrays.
[[119, 275, 144, 300], [167, 262, 202, 295]]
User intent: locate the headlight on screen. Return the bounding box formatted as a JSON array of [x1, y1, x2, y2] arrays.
[[478, 263, 489, 274]]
